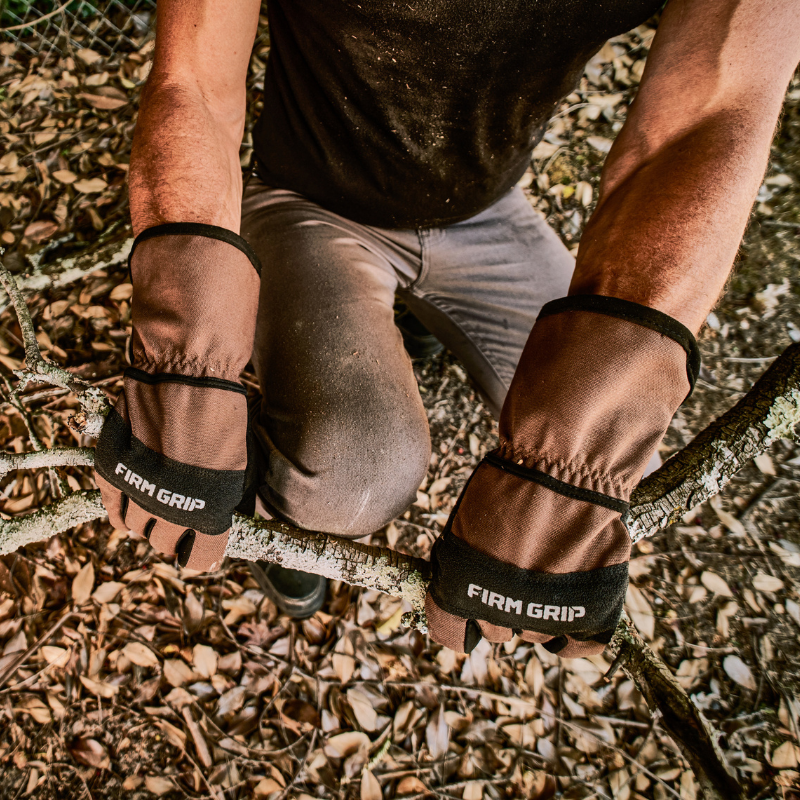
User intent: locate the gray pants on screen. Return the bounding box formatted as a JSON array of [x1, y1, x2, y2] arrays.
[[239, 166, 574, 538]]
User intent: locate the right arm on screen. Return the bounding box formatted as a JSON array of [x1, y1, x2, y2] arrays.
[[95, 0, 264, 572], [128, 0, 262, 235]]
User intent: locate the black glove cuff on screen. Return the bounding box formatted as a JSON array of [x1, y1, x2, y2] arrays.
[[429, 527, 628, 636], [129, 221, 263, 276], [539, 294, 701, 396], [95, 409, 244, 534]]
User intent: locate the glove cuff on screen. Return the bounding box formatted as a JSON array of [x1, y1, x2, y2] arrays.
[[128, 223, 262, 381], [538, 294, 700, 395], [498, 294, 698, 499]]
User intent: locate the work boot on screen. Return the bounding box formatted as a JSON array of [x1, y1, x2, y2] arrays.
[[248, 559, 327, 619], [245, 394, 328, 619], [394, 300, 444, 359]]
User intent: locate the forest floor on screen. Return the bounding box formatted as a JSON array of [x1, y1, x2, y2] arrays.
[[0, 10, 799, 800]]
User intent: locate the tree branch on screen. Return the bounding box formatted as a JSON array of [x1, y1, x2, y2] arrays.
[[0, 260, 109, 436], [0, 447, 94, 477]]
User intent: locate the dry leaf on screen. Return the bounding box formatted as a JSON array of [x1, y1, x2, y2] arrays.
[[164, 659, 195, 688], [625, 584, 654, 640], [193, 644, 218, 678], [73, 177, 108, 194], [324, 731, 370, 759], [361, 769, 382, 800], [72, 561, 95, 605], [41, 646, 70, 668], [752, 572, 784, 593], [700, 571, 734, 597], [524, 655, 544, 697], [347, 688, 378, 732], [426, 704, 449, 760], [76, 48, 103, 64], [255, 778, 284, 797], [109, 283, 133, 301], [16, 697, 51, 725], [716, 601, 739, 639], [586, 135, 613, 153], [80, 675, 119, 698], [70, 738, 110, 769], [144, 776, 174, 796], [123, 642, 159, 668], [92, 581, 124, 604], [769, 741, 799, 769], [723, 655, 757, 690], [52, 169, 77, 184], [23, 219, 59, 242], [753, 453, 776, 475], [463, 781, 484, 800], [396, 776, 427, 795]]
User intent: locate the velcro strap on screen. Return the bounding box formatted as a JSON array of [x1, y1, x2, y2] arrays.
[[429, 529, 628, 635], [95, 409, 244, 534], [125, 367, 246, 395], [130, 222, 262, 276], [539, 294, 701, 395]]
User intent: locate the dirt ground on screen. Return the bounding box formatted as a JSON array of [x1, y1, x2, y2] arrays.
[[0, 10, 799, 800]]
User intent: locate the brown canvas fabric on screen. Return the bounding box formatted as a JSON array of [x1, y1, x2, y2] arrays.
[[122, 380, 248, 471], [129, 234, 260, 380], [426, 302, 694, 657]]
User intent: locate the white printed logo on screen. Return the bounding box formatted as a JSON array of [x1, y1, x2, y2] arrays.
[[467, 583, 585, 622], [115, 462, 205, 512]]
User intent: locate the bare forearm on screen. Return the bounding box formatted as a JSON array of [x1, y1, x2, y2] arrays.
[[570, 107, 777, 334], [128, 77, 245, 236]]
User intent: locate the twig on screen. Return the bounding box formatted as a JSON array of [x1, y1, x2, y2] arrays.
[[0, 611, 77, 690], [0, 447, 94, 477], [0, 0, 71, 32], [0, 262, 108, 435]]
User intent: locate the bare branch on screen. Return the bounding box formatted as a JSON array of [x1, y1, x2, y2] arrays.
[[0, 447, 94, 477], [0, 491, 106, 556], [0, 260, 110, 436], [628, 343, 800, 541]]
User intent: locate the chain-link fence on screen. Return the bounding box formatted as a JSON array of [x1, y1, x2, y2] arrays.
[[0, 0, 154, 60]]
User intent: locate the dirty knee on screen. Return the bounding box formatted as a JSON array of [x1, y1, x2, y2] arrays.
[[262, 422, 430, 538]]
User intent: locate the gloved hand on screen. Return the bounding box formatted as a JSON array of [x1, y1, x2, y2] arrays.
[[426, 295, 700, 657], [94, 223, 261, 571]]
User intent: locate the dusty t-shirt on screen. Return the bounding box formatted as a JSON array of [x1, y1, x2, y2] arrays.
[[251, 0, 662, 229]]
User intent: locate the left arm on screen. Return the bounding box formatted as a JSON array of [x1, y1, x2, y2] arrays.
[[572, 0, 800, 334]]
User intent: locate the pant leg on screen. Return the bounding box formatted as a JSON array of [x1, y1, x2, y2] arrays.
[[239, 172, 430, 537], [400, 186, 575, 417]]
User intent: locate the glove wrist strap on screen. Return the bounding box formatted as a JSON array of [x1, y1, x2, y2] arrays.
[[539, 294, 701, 395]]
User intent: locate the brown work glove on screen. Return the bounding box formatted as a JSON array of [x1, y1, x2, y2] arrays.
[[426, 295, 700, 657], [94, 223, 261, 571]]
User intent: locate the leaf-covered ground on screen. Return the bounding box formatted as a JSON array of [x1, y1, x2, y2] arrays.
[[0, 10, 799, 800]]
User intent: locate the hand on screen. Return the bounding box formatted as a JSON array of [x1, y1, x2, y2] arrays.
[[425, 296, 699, 657], [94, 223, 261, 571]]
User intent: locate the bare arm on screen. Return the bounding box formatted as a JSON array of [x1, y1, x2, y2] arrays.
[[570, 0, 800, 333], [128, 0, 261, 236]]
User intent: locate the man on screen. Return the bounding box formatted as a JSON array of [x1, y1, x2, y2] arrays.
[[93, 0, 800, 657]]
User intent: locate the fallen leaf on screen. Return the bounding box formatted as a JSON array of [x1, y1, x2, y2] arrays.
[[23, 219, 59, 242], [324, 731, 370, 759], [109, 283, 133, 301], [51, 169, 77, 184], [72, 177, 108, 194], [625, 584, 654, 640], [347, 688, 378, 732], [72, 561, 95, 605], [770, 740, 799, 769], [723, 655, 757, 690], [164, 658, 195, 688], [79, 675, 119, 698], [193, 644, 218, 678], [361, 769, 382, 800], [586, 135, 613, 153], [426, 704, 449, 760], [70, 738, 110, 769], [700, 571, 734, 597], [41, 646, 70, 668], [144, 776, 174, 796], [92, 581, 124, 604], [123, 642, 159, 668], [753, 453, 776, 476], [752, 573, 784, 593]]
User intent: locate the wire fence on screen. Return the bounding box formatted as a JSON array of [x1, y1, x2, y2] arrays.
[[0, 0, 154, 60]]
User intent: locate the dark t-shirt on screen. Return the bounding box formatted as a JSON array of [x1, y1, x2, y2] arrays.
[[252, 0, 662, 229]]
